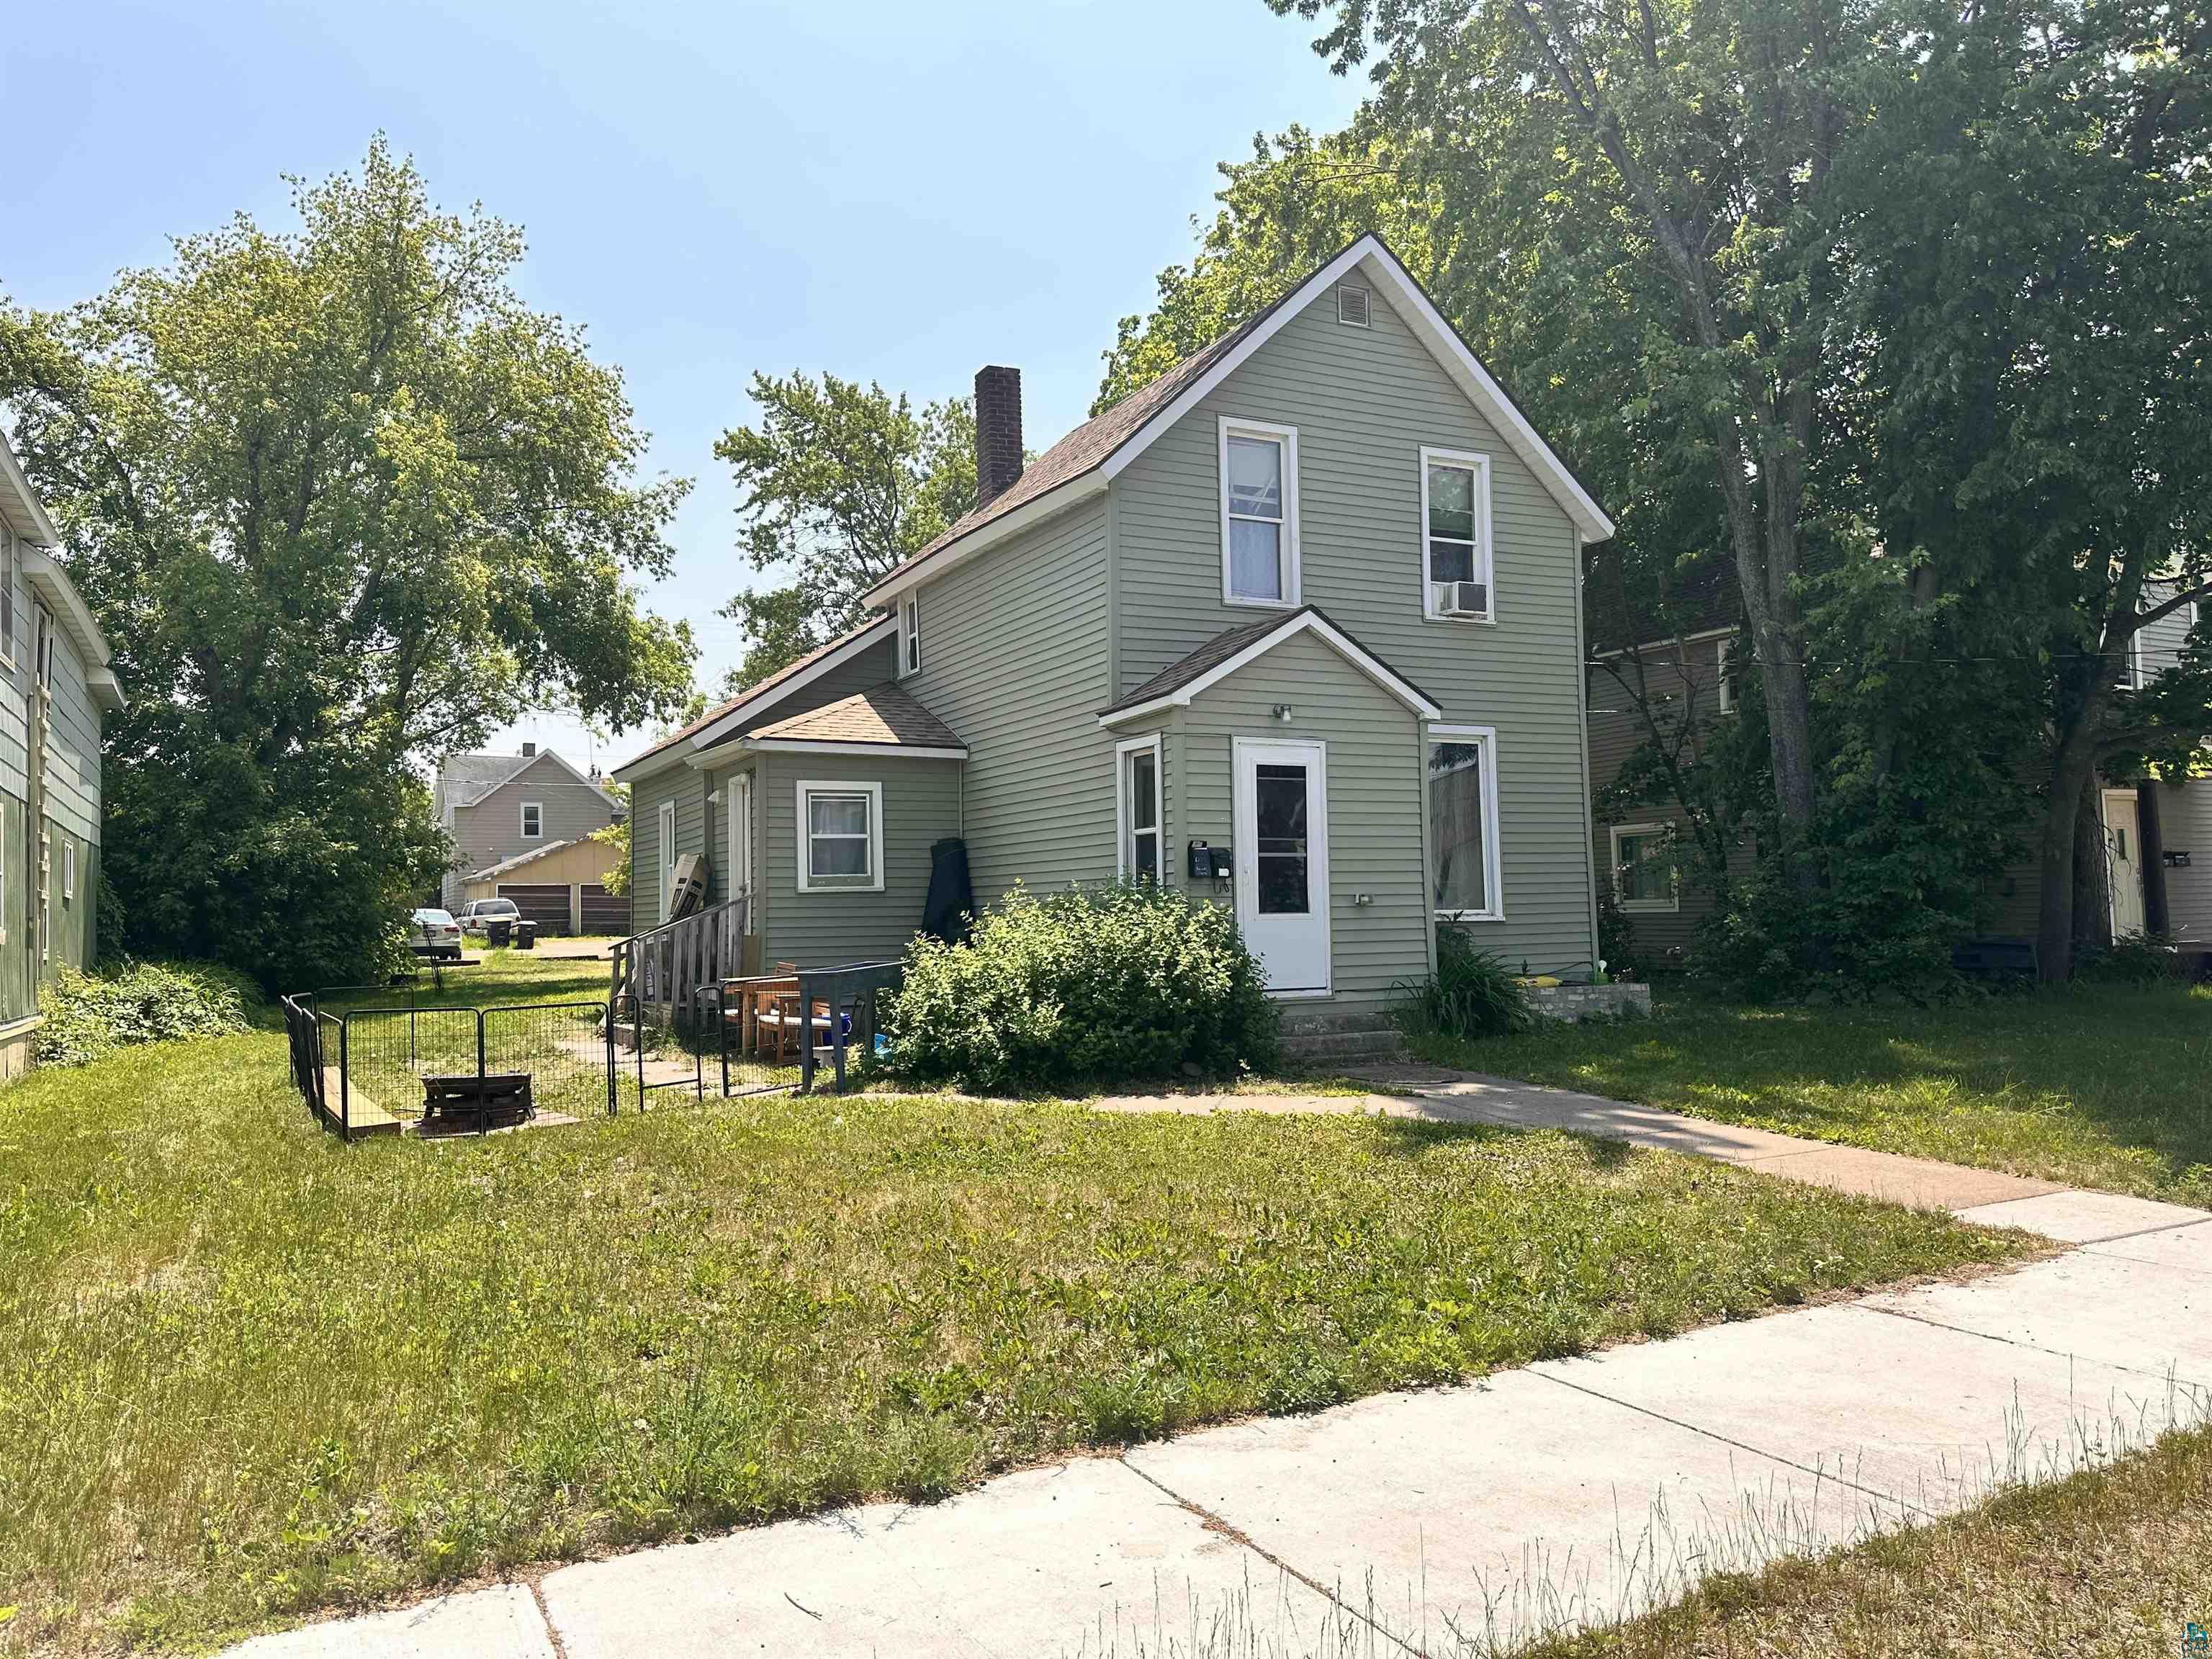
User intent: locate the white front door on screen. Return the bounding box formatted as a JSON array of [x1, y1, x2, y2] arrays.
[[2104, 788, 2145, 938], [1234, 738, 1330, 994]]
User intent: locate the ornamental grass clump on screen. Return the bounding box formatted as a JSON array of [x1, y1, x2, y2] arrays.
[[885, 881, 1278, 1093], [1398, 924, 1534, 1038]]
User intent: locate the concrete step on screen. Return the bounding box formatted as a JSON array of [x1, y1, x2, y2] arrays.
[[1280, 1029, 1411, 1066]]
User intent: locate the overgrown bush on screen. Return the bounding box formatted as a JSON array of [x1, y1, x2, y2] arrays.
[[36, 960, 258, 1067], [1397, 926, 1534, 1038], [884, 881, 1278, 1093], [2077, 931, 2192, 984]]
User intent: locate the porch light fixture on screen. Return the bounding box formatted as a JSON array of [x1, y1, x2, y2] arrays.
[[1271, 703, 1294, 721]]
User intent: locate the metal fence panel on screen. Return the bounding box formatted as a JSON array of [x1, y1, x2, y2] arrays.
[[482, 1000, 611, 1123], [340, 1005, 482, 1130]]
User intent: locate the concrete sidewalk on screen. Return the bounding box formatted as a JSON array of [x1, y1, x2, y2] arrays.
[[226, 1079, 2212, 1659]]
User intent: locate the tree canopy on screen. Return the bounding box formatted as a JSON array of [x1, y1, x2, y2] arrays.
[[0, 139, 694, 986], [715, 372, 975, 691]]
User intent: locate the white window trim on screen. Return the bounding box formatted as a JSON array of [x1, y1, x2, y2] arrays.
[[1426, 724, 1505, 922], [1336, 282, 1370, 327], [62, 839, 74, 902], [899, 593, 922, 678], [1609, 822, 1681, 914], [1218, 416, 1300, 610], [1717, 638, 1737, 714], [1115, 732, 1165, 880], [2128, 626, 2146, 689], [1418, 447, 1495, 624], [796, 779, 884, 893], [657, 799, 677, 922], [0, 528, 15, 673], [519, 800, 544, 839]]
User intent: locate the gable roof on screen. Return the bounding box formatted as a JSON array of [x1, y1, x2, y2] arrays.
[[440, 747, 621, 813], [748, 685, 965, 755], [468, 837, 585, 881], [1097, 606, 1442, 727], [863, 233, 1614, 608], [611, 614, 897, 783]]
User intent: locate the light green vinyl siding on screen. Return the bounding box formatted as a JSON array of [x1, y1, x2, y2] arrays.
[[1170, 630, 1428, 1011], [757, 750, 959, 966], [1111, 264, 1597, 973], [626, 765, 709, 927], [904, 500, 1114, 901]]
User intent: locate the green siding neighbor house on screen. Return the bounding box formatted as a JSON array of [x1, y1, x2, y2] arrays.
[[614, 236, 1614, 1016], [0, 433, 123, 1079]]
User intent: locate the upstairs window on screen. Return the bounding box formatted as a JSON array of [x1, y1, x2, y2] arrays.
[[1420, 448, 1493, 623], [1118, 734, 1162, 881], [901, 594, 922, 677], [1220, 419, 1299, 607], [0, 529, 13, 670], [520, 801, 543, 839], [35, 604, 53, 691]]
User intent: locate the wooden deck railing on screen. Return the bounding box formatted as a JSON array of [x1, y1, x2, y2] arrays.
[[611, 891, 755, 1028]]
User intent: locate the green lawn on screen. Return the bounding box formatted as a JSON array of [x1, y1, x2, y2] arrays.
[[0, 1002, 2031, 1654], [1522, 1420, 2212, 1659], [1413, 981, 2212, 1203]]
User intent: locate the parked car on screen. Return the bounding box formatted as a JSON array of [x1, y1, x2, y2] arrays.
[[409, 907, 464, 960], [457, 898, 521, 935]]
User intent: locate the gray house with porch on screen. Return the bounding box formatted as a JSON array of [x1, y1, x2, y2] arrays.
[[614, 236, 1615, 1020]]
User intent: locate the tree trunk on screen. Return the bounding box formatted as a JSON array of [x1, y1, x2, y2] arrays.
[[2037, 739, 2094, 982], [2071, 773, 2112, 958], [2140, 781, 2170, 936]]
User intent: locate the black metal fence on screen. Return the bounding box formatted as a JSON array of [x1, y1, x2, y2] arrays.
[[280, 960, 900, 1142]]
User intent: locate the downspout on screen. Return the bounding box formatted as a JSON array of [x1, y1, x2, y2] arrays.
[[1573, 529, 1604, 975]]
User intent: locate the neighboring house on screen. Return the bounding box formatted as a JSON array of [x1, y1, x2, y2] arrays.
[[432, 744, 624, 927], [1586, 570, 2212, 961], [613, 236, 1615, 1017], [0, 433, 125, 1079]]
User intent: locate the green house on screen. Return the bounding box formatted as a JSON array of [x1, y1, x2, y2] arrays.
[[616, 235, 1614, 1017]]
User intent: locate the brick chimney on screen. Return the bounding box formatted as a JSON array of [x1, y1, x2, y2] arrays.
[[974, 365, 1023, 509]]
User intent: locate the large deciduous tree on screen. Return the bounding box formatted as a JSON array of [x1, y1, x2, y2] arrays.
[[715, 374, 975, 689], [0, 139, 694, 988]]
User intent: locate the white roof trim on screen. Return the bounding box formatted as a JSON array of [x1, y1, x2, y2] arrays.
[[742, 737, 968, 761], [0, 432, 62, 548], [20, 548, 114, 673], [455, 747, 621, 811], [86, 667, 126, 714], [688, 616, 896, 750], [862, 474, 1106, 607], [1098, 236, 1613, 542], [1098, 610, 1442, 728]]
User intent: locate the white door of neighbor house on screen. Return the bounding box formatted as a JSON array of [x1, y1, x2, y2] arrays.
[[2104, 788, 2146, 938], [1234, 738, 1330, 994]]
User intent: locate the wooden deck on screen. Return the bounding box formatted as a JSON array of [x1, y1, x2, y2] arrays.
[[317, 1066, 402, 1138]]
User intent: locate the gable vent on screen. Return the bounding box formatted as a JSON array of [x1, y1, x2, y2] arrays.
[[1336, 283, 1370, 328]]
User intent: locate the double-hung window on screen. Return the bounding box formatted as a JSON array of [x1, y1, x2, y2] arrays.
[[520, 801, 543, 838], [1426, 726, 1503, 921], [1220, 418, 1298, 607], [900, 594, 922, 677], [1420, 448, 1493, 622], [657, 799, 677, 921], [1610, 823, 1679, 912], [797, 780, 883, 891], [1117, 733, 1163, 881]]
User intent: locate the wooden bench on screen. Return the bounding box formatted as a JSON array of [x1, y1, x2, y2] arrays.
[[422, 1071, 534, 1133]]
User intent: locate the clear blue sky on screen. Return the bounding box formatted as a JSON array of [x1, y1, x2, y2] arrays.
[[6, 0, 1364, 773]]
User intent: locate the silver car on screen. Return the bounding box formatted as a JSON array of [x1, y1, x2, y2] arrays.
[[409, 907, 464, 960]]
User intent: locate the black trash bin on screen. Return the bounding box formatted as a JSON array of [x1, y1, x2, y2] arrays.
[[515, 921, 538, 950], [485, 918, 513, 948]]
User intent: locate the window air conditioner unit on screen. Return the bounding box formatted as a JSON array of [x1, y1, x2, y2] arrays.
[[1436, 580, 1488, 617]]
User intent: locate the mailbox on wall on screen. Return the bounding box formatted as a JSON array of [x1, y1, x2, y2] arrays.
[[1188, 841, 1232, 880]]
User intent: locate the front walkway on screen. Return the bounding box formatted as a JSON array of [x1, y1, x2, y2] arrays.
[[227, 1071, 2212, 1659]]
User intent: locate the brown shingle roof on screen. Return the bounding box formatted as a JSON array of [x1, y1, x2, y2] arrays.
[[868, 297, 1297, 597], [614, 614, 894, 773], [750, 685, 964, 752]]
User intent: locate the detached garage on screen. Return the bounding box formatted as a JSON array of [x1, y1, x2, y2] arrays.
[[462, 837, 631, 936]]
